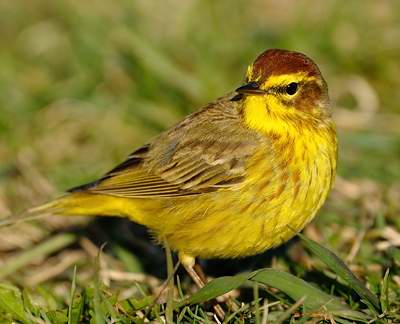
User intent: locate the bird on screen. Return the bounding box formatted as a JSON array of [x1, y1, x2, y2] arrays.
[[3, 48, 337, 293]]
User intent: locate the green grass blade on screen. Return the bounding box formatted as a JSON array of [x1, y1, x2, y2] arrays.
[[113, 244, 143, 273], [67, 265, 77, 324], [181, 268, 367, 321], [164, 241, 174, 324], [93, 246, 106, 324], [298, 233, 380, 312], [115, 31, 202, 100], [45, 310, 68, 324], [183, 272, 251, 306], [22, 289, 39, 318], [93, 278, 105, 323], [380, 269, 390, 312], [250, 269, 368, 321], [0, 286, 28, 323], [253, 282, 260, 324]]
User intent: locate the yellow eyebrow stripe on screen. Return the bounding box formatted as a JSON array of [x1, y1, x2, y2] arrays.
[[261, 72, 316, 89]]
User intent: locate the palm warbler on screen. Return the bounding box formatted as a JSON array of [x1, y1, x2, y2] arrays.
[[5, 49, 337, 287]]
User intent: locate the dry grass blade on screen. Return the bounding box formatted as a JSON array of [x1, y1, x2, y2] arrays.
[[274, 296, 305, 324], [0, 233, 77, 279]]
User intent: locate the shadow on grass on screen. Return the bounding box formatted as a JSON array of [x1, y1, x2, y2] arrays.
[[64, 217, 302, 278]]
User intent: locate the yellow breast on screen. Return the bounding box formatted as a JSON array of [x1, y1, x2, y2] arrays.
[[133, 114, 337, 259]]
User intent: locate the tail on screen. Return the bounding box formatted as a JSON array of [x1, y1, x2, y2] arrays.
[[0, 202, 55, 227], [0, 192, 140, 228]]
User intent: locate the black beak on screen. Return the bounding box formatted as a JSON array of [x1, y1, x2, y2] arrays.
[[235, 82, 265, 95]]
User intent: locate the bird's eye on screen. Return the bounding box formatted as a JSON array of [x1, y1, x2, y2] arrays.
[[285, 82, 298, 95]]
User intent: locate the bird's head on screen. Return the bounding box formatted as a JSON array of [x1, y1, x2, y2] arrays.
[[236, 49, 331, 133]]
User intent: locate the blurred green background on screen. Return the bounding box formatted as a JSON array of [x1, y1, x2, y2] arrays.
[[1, 0, 399, 194], [0, 0, 399, 320]]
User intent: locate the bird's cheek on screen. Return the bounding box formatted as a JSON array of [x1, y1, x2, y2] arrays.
[[265, 95, 283, 113], [243, 96, 270, 130]]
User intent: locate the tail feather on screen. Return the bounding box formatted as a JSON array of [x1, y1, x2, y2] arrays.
[[0, 200, 59, 227], [0, 192, 139, 228]]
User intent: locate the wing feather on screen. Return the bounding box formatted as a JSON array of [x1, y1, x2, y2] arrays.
[[69, 94, 263, 198]]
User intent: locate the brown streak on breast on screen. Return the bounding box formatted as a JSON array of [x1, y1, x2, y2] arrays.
[[292, 168, 301, 202], [269, 182, 286, 201], [304, 162, 314, 202], [239, 202, 253, 214], [281, 171, 289, 183], [275, 182, 286, 198], [269, 132, 282, 141], [301, 149, 307, 162], [258, 179, 272, 195]]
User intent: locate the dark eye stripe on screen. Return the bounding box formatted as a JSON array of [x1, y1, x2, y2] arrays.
[[271, 82, 301, 95]]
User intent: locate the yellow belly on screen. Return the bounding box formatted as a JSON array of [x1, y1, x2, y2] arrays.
[[129, 134, 336, 259]]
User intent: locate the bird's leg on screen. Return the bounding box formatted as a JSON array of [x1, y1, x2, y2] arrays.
[[193, 263, 207, 283], [164, 241, 175, 323], [179, 252, 225, 320], [180, 253, 204, 288]]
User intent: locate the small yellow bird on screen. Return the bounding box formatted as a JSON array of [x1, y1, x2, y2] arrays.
[[6, 49, 337, 287]]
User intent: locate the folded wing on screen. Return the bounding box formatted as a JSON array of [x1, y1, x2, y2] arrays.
[[69, 95, 263, 198]]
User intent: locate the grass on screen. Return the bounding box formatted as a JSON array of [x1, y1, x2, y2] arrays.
[[0, 0, 400, 322]]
